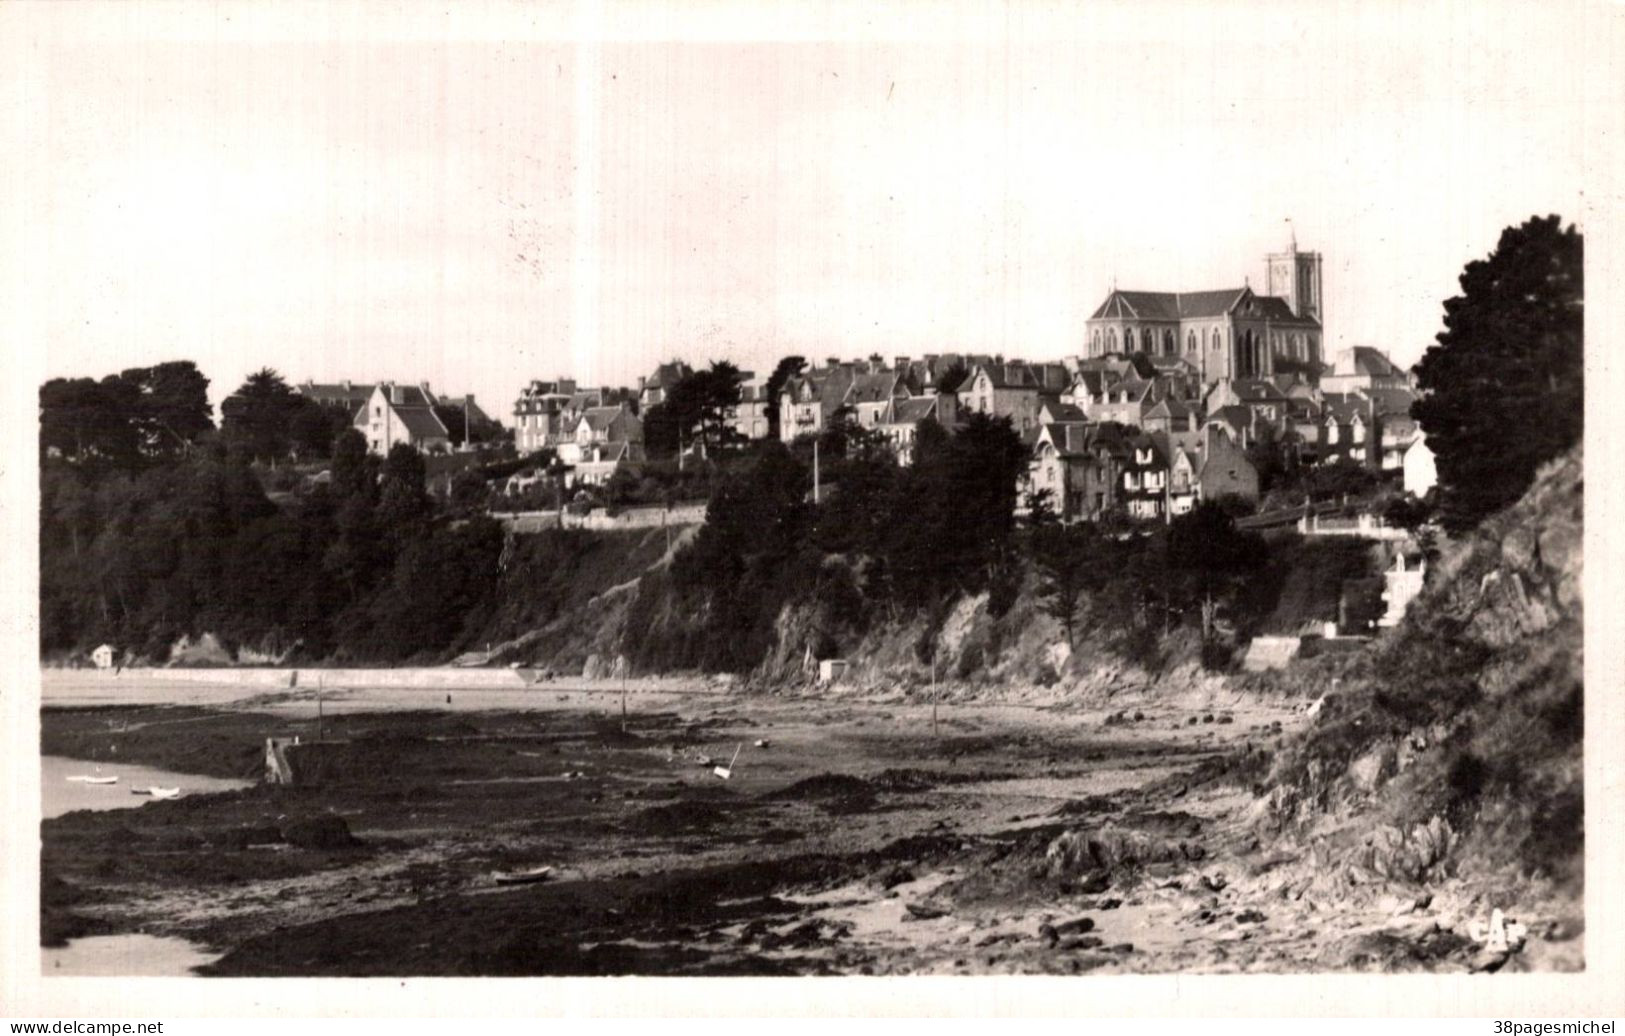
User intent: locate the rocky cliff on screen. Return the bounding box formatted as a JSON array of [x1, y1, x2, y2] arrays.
[[1251, 446, 1583, 965]]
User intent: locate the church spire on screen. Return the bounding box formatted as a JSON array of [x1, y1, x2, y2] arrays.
[[1286, 217, 1297, 252]]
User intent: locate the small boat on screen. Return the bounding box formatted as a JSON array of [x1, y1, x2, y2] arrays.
[[67, 775, 118, 785], [131, 786, 180, 799], [492, 865, 554, 886]]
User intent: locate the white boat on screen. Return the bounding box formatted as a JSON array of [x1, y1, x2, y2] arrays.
[[67, 775, 118, 785], [131, 786, 180, 799], [492, 865, 553, 885]]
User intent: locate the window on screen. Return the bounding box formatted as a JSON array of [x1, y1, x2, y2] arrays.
[[1124, 328, 1135, 352], [1187, 330, 1197, 353], [1108, 328, 1118, 352], [1164, 329, 1175, 354]]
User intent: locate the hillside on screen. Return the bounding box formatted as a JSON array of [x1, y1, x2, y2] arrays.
[[1248, 446, 1583, 967]]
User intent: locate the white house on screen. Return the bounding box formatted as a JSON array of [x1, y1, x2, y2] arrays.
[[1403, 432, 1438, 497], [91, 644, 115, 670], [355, 383, 451, 455]]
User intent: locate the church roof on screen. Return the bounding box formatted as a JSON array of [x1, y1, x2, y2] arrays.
[[1090, 286, 1321, 327], [1090, 288, 1248, 321]]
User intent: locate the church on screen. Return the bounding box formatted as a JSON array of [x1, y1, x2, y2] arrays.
[[1084, 235, 1325, 382]]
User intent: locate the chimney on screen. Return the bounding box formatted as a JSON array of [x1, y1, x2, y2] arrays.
[[390, 384, 403, 405], [420, 381, 433, 402], [342, 379, 351, 393]]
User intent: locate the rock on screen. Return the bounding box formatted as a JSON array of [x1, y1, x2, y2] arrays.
[[905, 902, 948, 921], [1348, 743, 1393, 792], [1054, 916, 1095, 935], [1201, 873, 1228, 893], [1542, 917, 1583, 942], [877, 865, 915, 890], [1038, 922, 1059, 947], [1235, 909, 1267, 924], [280, 816, 361, 850], [1062, 935, 1104, 951], [1077, 873, 1111, 894], [1469, 947, 1513, 973]]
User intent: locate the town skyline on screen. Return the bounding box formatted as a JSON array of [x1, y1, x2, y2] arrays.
[[14, 1, 1594, 424]]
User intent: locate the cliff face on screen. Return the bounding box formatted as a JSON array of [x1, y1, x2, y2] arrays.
[[1260, 447, 1582, 905]]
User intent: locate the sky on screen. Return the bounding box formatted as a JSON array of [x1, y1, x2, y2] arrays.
[[5, 0, 1611, 425]]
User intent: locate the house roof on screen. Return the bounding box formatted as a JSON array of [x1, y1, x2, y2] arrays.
[[1366, 387, 1417, 417], [644, 361, 693, 390], [848, 371, 901, 405], [1069, 370, 1116, 397], [579, 405, 635, 434], [1207, 404, 1254, 433], [381, 384, 437, 408], [1047, 422, 1096, 455], [1030, 363, 1073, 391], [1041, 402, 1089, 423], [971, 363, 1039, 391], [298, 382, 374, 407], [394, 406, 450, 441], [887, 395, 944, 424], [1144, 397, 1195, 420], [1229, 378, 1289, 403], [1098, 377, 1154, 403], [1338, 346, 1405, 378], [1125, 431, 1171, 468], [817, 366, 857, 407], [579, 441, 647, 465]]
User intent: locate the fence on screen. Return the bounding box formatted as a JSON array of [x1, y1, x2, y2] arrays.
[[1297, 512, 1408, 540], [493, 503, 708, 534]]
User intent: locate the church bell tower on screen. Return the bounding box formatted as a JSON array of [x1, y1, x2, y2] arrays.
[[1266, 225, 1323, 324]]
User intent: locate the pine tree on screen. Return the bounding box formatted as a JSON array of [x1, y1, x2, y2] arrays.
[[1412, 215, 1582, 533]]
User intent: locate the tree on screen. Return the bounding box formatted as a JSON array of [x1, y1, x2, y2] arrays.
[[449, 469, 491, 513], [377, 443, 432, 545], [1412, 214, 1583, 533], [1031, 522, 1092, 647], [1383, 493, 1434, 532], [290, 399, 347, 460], [1168, 501, 1266, 576], [1025, 488, 1059, 528], [39, 376, 141, 466], [642, 402, 680, 460], [764, 355, 807, 439], [118, 361, 213, 457], [933, 361, 970, 395], [221, 368, 305, 463], [664, 361, 745, 455], [329, 429, 375, 500]]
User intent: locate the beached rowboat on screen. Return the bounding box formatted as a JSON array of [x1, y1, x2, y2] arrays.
[[67, 775, 118, 785], [491, 865, 554, 886]]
